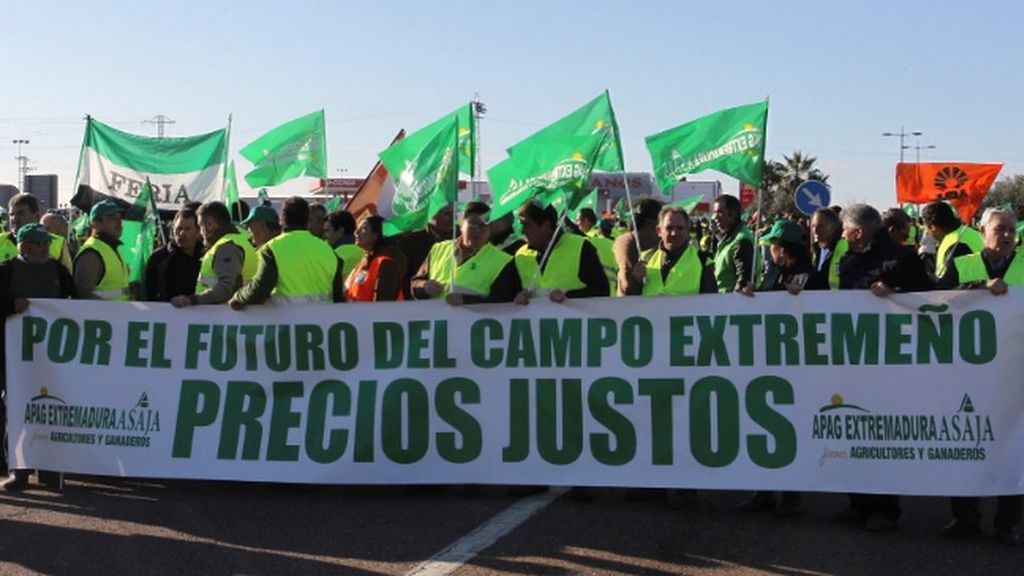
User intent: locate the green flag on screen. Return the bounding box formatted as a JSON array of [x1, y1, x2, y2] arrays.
[[324, 196, 343, 212], [394, 104, 474, 177], [224, 160, 240, 220], [646, 100, 768, 192], [241, 109, 327, 187], [71, 211, 90, 239], [568, 189, 599, 220], [668, 193, 705, 213], [508, 90, 623, 172], [378, 115, 460, 236], [488, 127, 616, 222], [118, 179, 158, 286]]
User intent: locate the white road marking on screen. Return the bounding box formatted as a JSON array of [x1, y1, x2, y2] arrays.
[[404, 487, 568, 576]]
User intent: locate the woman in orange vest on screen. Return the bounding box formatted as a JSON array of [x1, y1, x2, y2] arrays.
[[346, 216, 405, 302]]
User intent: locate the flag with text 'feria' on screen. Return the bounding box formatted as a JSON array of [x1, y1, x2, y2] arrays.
[[118, 179, 159, 286], [240, 110, 327, 187], [72, 116, 228, 212], [377, 114, 460, 236], [646, 100, 768, 192], [896, 162, 1003, 223], [488, 92, 623, 221]]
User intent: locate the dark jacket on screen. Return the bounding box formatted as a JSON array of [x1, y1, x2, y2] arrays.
[[145, 241, 203, 302], [837, 234, 933, 292]]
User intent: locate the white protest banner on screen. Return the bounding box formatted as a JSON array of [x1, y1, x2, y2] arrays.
[[6, 291, 1023, 496]]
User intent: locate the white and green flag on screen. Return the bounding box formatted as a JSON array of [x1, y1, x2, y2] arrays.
[[72, 116, 228, 211]]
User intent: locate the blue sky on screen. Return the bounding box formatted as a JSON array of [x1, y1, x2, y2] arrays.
[[1, 0, 1021, 209]]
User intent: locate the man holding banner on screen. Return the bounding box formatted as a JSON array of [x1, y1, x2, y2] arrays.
[[838, 203, 933, 531], [410, 202, 520, 305], [73, 200, 130, 301], [171, 202, 256, 307], [624, 205, 716, 296], [921, 201, 984, 288], [712, 194, 755, 293], [943, 206, 1023, 545], [513, 201, 608, 305], [1, 223, 76, 489]]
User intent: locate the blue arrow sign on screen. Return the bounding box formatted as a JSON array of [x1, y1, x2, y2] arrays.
[[794, 180, 831, 216]]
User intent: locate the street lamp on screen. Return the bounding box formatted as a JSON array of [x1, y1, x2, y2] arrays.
[[913, 143, 936, 163], [881, 127, 922, 163], [12, 139, 30, 191]]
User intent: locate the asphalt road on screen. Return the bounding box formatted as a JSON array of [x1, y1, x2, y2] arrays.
[[1, 477, 1020, 575]]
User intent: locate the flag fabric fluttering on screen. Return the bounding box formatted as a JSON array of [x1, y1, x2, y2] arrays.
[[378, 114, 460, 236], [392, 104, 475, 177], [240, 109, 327, 187], [667, 193, 706, 213], [646, 100, 768, 192], [488, 92, 623, 222], [508, 90, 623, 172], [118, 179, 159, 288], [346, 130, 406, 219], [896, 162, 1003, 223], [72, 116, 228, 212], [324, 195, 343, 213]]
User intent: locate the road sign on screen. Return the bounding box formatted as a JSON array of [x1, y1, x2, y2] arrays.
[[794, 180, 831, 216]]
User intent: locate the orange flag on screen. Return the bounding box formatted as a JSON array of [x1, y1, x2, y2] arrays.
[[345, 130, 405, 219], [896, 162, 1003, 223]]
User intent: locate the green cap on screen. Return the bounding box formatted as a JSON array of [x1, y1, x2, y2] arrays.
[[16, 223, 52, 244], [240, 205, 278, 226], [761, 219, 805, 245], [90, 199, 124, 221]]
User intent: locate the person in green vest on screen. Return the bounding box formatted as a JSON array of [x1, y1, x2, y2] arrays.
[[941, 207, 1022, 546], [711, 194, 754, 293], [240, 205, 281, 249], [576, 207, 603, 239], [576, 206, 618, 295], [624, 206, 716, 295], [324, 209, 362, 285], [810, 207, 847, 290], [230, 196, 346, 308], [171, 201, 257, 307], [73, 199, 129, 300], [921, 200, 984, 287], [513, 201, 608, 305], [410, 201, 520, 305], [0, 193, 72, 273]]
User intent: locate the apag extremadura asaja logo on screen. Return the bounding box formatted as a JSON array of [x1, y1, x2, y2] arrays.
[[22, 387, 160, 448], [811, 393, 993, 463]]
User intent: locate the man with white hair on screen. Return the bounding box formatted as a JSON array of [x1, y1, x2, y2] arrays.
[[837, 203, 933, 532], [939, 207, 1022, 545]]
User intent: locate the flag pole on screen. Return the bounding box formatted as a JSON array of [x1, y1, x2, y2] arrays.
[[145, 178, 168, 246], [750, 96, 770, 288], [224, 114, 238, 222]]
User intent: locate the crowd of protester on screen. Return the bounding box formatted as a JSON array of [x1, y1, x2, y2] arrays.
[[0, 190, 1019, 545]]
